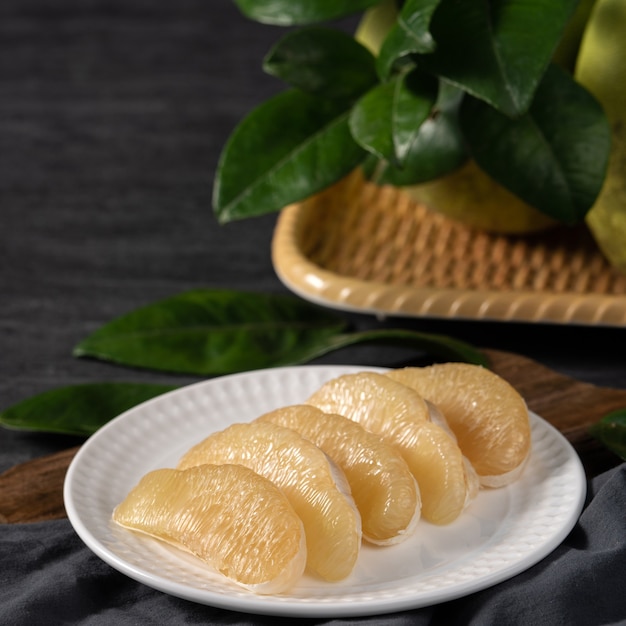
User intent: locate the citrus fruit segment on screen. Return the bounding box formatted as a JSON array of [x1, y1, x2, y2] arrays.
[[112, 464, 306, 594], [177, 420, 361, 581], [308, 371, 431, 429], [257, 404, 420, 545], [306, 371, 476, 525], [387, 364, 531, 487]]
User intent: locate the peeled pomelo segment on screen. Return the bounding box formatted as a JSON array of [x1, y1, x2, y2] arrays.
[[387, 364, 531, 487], [257, 404, 421, 545], [408, 420, 479, 522], [177, 420, 361, 582], [306, 372, 474, 525], [112, 464, 306, 594], [307, 371, 431, 433]]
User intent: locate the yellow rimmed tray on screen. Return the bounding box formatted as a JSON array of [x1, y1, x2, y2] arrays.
[[271, 170, 626, 326]]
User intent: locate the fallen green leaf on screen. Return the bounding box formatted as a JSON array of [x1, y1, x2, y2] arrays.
[[73, 289, 487, 375], [0, 383, 177, 436], [74, 290, 348, 375], [589, 409, 626, 461], [5, 290, 489, 435]]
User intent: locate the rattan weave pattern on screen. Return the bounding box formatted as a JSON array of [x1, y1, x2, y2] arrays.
[[272, 171, 626, 326]]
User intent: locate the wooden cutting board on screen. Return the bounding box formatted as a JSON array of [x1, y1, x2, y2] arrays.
[[1, 348, 625, 524]]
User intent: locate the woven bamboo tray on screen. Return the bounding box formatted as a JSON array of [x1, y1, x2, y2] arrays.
[[271, 170, 626, 326]]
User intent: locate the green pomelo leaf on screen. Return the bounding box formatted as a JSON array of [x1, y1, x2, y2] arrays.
[[0, 383, 177, 436], [460, 64, 611, 223], [264, 27, 377, 100], [213, 90, 365, 222]]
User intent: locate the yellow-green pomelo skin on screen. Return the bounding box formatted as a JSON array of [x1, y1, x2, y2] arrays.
[[354, 0, 398, 53], [404, 161, 557, 234], [575, 0, 626, 272]]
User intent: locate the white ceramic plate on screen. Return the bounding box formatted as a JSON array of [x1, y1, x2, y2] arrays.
[[64, 365, 586, 618]]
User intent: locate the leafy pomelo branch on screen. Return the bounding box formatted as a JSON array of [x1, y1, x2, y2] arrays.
[[71, 290, 488, 375], [213, 0, 610, 226]]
